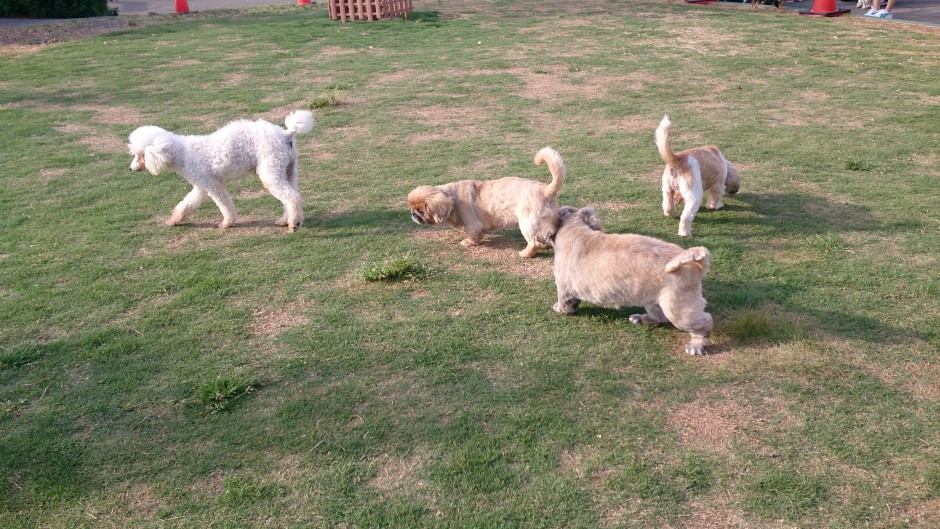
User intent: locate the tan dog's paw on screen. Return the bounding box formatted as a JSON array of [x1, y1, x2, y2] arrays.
[[460, 238, 479, 247]]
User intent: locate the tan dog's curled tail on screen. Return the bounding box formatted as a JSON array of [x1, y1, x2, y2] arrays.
[[655, 115, 678, 166], [664, 246, 710, 274], [534, 146, 566, 198]]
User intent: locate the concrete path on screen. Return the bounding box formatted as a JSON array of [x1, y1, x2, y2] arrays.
[[112, 0, 301, 15], [2, 0, 938, 26]]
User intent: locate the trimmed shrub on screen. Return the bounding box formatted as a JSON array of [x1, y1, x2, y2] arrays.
[[0, 0, 114, 18]]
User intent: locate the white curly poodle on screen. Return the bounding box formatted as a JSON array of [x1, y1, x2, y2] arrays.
[[128, 110, 315, 232]]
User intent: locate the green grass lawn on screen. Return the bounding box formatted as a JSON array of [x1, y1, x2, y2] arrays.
[[1, 1, 939, 527]]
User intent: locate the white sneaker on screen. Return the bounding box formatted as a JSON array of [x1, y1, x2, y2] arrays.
[[863, 8, 878, 15], [872, 9, 893, 18]]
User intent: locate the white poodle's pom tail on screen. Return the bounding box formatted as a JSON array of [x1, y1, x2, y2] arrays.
[[664, 246, 710, 274], [534, 146, 566, 197], [285, 110, 315, 135]]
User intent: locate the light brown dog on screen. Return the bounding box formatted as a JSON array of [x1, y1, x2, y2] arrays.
[[551, 206, 713, 355], [408, 147, 566, 257], [656, 115, 739, 237]]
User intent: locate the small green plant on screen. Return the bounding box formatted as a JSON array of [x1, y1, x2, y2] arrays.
[[843, 160, 874, 171], [0, 345, 42, 370], [307, 92, 339, 109], [809, 232, 848, 256], [195, 376, 257, 412], [362, 255, 426, 283], [721, 308, 800, 345], [325, 81, 353, 90]]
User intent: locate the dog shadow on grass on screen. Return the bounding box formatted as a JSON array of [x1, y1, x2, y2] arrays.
[[713, 192, 882, 236]]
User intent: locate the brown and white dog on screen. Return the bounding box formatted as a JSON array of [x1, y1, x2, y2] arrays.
[[656, 115, 739, 237], [408, 147, 566, 257], [551, 206, 713, 355]]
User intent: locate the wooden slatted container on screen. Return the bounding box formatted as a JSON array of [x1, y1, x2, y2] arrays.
[[328, 0, 412, 22]]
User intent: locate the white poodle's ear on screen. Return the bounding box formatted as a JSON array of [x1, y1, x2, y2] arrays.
[[579, 207, 602, 231], [143, 137, 172, 175]]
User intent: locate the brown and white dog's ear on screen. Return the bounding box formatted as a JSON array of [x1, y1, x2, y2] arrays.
[[579, 207, 602, 231]]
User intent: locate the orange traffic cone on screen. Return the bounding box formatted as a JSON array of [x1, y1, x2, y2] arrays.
[[799, 0, 850, 16], [175, 0, 190, 14], [297, 0, 311, 4]]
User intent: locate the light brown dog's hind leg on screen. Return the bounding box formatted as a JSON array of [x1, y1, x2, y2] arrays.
[[629, 303, 669, 326]]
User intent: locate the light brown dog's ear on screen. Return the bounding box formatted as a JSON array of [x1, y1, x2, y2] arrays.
[[579, 207, 602, 231], [557, 206, 578, 225]]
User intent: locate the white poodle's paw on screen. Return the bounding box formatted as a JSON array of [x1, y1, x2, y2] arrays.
[[706, 201, 724, 211], [166, 215, 183, 226], [629, 314, 644, 325], [219, 220, 234, 229], [685, 342, 707, 356], [677, 228, 692, 237], [274, 216, 288, 227]]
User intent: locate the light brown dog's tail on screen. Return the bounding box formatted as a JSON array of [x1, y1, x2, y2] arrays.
[[655, 115, 678, 166], [665, 246, 710, 274], [724, 162, 740, 194], [534, 147, 566, 198]]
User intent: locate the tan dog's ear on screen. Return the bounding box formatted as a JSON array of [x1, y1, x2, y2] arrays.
[[579, 207, 602, 231], [422, 188, 454, 224]]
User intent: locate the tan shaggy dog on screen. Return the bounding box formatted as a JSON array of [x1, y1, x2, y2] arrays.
[[551, 206, 713, 355], [656, 115, 739, 237], [408, 147, 566, 257]]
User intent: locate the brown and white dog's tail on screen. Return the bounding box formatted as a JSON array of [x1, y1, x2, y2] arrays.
[[665, 246, 710, 274], [534, 147, 566, 198], [655, 115, 679, 166]]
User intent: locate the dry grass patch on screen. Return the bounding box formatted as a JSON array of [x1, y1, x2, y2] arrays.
[[120, 483, 164, 520], [413, 228, 552, 278], [248, 296, 313, 338], [903, 497, 940, 528], [370, 451, 428, 492], [667, 386, 801, 455]]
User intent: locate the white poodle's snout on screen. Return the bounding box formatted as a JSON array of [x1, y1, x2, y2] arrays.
[[129, 153, 146, 172]]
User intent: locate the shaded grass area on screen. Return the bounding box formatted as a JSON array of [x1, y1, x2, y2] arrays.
[[0, 1, 938, 527]]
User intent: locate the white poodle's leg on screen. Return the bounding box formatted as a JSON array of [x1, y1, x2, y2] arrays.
[[662, 167, 677, 217], [204, 185, 237, 228], [167, 186, 208, 226], [259, 158, 304, 232]]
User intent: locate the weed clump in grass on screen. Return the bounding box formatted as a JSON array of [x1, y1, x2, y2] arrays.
[[0, 345, 42, 370], [195, 376, 258, 412], [844, 160, 874, 171], [809, 232, 848, 256], [721, 307, 800, 345], [308, 93, 338, 109], [362, 255, 426, 283]]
